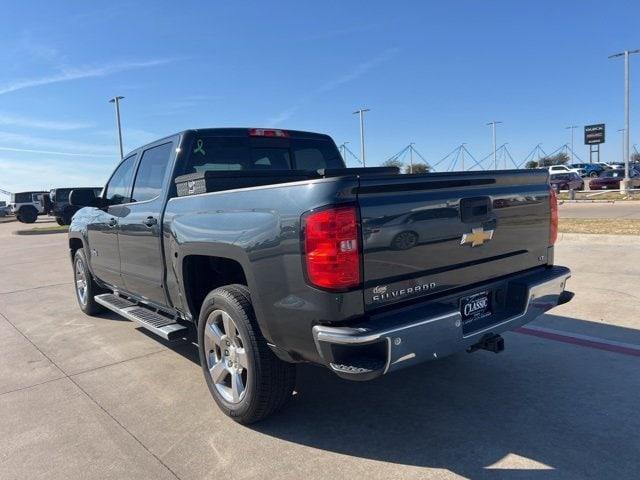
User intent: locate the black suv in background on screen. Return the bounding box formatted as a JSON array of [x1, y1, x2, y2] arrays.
[[46, 187, 102, 225]]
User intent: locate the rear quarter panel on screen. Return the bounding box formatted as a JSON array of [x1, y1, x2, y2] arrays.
[[163, 177, 364, 362]]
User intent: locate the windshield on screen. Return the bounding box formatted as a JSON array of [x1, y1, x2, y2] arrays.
[[183, 136, 344, 174]]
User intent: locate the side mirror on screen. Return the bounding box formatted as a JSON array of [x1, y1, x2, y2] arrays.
[[69, 188, 100, 207]]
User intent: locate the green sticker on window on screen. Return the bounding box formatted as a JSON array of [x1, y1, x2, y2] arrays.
[[193, 139, 206, 156]]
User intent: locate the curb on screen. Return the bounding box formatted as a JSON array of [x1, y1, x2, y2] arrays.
[[13, 229, 69, 236], [557, 232, 640, 244], [560, 200, 617, 204]]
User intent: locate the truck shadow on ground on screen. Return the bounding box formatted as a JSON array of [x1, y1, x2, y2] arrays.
[[162, 315, 639, 479]]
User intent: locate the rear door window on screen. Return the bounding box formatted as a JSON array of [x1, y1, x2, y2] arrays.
[[131, 142, 173, 202], [105, 154, 137, 205]]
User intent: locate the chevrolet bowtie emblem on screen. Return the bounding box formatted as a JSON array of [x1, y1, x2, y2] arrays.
[[460, 227, 494, 247]]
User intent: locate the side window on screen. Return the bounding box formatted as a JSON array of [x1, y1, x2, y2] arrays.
[[105, 155, 137, 205], [131, 143, 173, 202]]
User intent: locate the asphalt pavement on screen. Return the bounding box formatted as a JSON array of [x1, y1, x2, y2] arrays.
[[0, 218, 639, 480]]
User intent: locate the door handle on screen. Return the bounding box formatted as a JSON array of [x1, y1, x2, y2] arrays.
[[143, 216, 157, 227], [108, 217, 117, 227]]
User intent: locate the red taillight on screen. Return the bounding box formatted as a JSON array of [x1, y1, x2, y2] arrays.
[[303, 205, 361, 291], [248, 128, 289, 138], [549, 188, 558, 245]]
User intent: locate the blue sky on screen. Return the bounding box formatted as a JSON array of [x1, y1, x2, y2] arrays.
[[1, 0, 639, 195]]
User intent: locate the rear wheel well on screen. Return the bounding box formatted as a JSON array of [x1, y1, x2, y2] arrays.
[[182, 255, 248, 322]]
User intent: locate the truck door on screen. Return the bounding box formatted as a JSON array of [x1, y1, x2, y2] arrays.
[[87, 153, 138, 288], [117, 140, 174, 305]]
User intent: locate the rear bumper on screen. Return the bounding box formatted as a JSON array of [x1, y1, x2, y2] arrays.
[[312, 266, 572, 381]]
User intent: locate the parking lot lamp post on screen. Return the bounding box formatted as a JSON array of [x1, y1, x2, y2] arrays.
[[109, 96, 125, 160], [566, 126, 578, 163], [609, 49, 640, 191], [618, 129, 626, 163], [487, 121, 502, 170], [353, 108, 370, 167]]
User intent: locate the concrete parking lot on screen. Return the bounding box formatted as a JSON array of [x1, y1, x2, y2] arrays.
[[1, 218, 639, 480], [559, 202, 640, 219]]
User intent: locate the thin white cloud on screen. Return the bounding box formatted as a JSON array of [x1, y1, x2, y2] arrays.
[[0, 112, 91, 130], [0, 130, 116, 156], [317, 48, 397, 93], [0, 146, 111, 157], [0, 58, 176, 96], [267, 48, 398, 126]]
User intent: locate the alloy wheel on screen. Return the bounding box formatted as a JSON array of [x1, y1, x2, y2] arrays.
[[203, 309, 249, 403], [75, 258, 88, 305]]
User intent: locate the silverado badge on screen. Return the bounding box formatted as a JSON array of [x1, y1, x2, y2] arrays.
[[460, 227, 494, 247]]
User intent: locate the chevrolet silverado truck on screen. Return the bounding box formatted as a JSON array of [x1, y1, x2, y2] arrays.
[[68, 128, 573, 423]]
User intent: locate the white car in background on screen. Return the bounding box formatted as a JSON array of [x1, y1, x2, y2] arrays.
[[546, 164, 586, 176]]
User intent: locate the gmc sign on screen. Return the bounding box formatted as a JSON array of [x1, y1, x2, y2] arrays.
[[584, 124, 605, 145]]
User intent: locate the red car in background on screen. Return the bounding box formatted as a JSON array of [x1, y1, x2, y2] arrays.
[[589, 170, 640, 190], [549, 172, 584, 191]]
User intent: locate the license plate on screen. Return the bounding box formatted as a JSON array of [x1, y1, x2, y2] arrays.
[[460, 291, 492, 323]]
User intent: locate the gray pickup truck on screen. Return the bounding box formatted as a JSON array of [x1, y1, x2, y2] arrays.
[[68, 128, 572, 423]]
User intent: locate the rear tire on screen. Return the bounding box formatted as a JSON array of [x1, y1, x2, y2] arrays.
[[197, 284, 296, 424], [56, 217, 66, 226], [73, 248, 105, 315], [590, 171, 599, 178]]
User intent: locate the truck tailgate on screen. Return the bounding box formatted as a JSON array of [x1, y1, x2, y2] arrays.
[[357, 170, 551, 310]]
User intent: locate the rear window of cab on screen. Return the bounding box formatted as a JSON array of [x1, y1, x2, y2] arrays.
[[183, 136, 344, 174]]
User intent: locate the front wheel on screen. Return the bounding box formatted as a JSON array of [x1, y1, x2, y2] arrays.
[[198, 285, 296, 424], [590, 171, 599, 178]]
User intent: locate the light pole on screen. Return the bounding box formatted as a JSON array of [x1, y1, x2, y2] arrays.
[[565, 126, 578, 164], [109, 96, 125, 160], [486, 121, 502, 170], [609, 49, 640, 190], [353, 108, 370, 167], [618, 128, 626, 163]]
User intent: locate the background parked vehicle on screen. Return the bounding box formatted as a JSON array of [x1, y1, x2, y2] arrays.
[[589, 169, 640, 190], [8, 191, 47, 223], [46, 187, 102, 225], [0, 201, 8, 217], [595, 162, 614, 169], [570, 163, 606, 178], [546, 165, 585, 176], [549, 172, 584, 191]]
